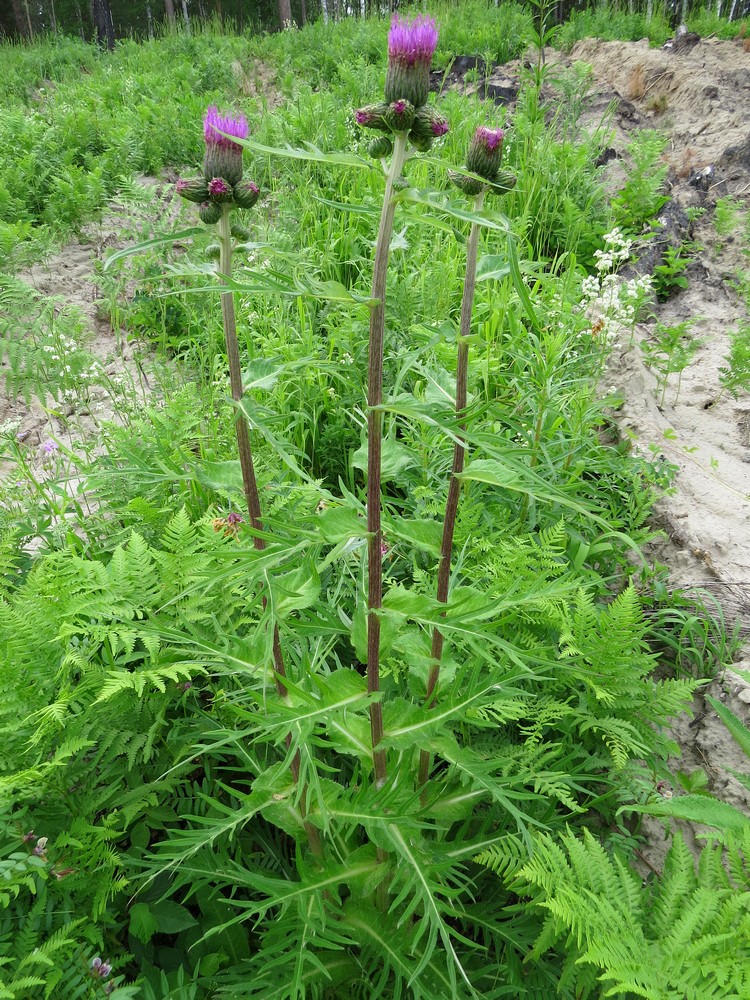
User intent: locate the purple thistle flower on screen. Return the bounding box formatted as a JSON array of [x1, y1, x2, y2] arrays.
[[203, 106, 249, 150], [203, 106, 247, 186], [385, 14, 439, 109], [431, 118, 449, 137], [387, 14, 439, 67], [475, 126, 504, 151], [466, 125, 505, 182]]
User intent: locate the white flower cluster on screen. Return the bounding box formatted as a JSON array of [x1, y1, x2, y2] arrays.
[[581, 229, 653, 345]]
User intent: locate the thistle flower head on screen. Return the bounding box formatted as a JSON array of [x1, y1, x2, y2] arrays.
[[466, 125, 505, 182], [207, 177, 232, 201], [387, 14, 438, 67], [203, 106, 249, 150], [203, 106, 247, 185], [385, 14, 438, 109], [430, 117, 449, 137], [475, 126, 504, 152]]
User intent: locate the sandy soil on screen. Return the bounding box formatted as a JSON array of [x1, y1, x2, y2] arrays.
[[0, 178, 182, 475]]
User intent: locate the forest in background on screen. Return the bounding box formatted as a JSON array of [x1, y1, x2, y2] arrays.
[[2, 0, 749, 48]]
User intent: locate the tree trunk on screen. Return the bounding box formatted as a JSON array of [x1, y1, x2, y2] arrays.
[[299, 0, 307, 24], [278, 0, 292, 27], [22, 0, 34, 38], [11, 0, 29, 36], [91, 0, 114, 49], [320, 0, 328, 24], [163, 0, 176, 26], [180, 0, 190, 31]]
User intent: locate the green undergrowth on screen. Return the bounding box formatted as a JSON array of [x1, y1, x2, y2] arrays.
[[0, 6, 747, 1000]]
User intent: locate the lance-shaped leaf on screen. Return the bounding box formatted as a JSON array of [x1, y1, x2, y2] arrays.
[[234, 135, 375, 170]]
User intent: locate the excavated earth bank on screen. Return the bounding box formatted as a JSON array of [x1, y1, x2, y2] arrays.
[[443, 34, 750, 864]]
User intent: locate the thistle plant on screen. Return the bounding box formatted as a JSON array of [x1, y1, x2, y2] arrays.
[[418, 126, 516, 789], [177, 111, 295, 730], [354, 13, 444, 788]]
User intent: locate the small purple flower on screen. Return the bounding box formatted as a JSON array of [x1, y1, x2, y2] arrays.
[[387, 14, 439, 67], [385, 14, 439, 109], [226, 511, 244, 527], [41, 439, 59, 456], [392, 99, 407, 114], [203, 106, 249, 150], [90, 956, 112, 979]]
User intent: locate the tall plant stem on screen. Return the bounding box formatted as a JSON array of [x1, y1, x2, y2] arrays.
[[218, 209, 322, 858], [366, 132, 409, 790], [418, 190, 485, 790]]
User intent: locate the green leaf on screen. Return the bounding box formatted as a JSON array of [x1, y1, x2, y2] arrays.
[[352, 436, 418, 483], [384, 515, 442, 556], [236, 136, 374, 170], [620, 794, 750, 833], [476, 254, 511, 283], [393, 187, 512, 231], [315, 504, 366, 544], [103, 227, 204, 270], [706, 694, 750, 758], [149, 899, 199, 934], [271, 560, 321, 618], [129, 902, 160, 944], [195, 459, 244, 494]]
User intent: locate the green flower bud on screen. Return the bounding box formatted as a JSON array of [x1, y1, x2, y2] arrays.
[[176, 177, 209, 204], [368, 136, 394, 159], [198, 201, 222, 225], [409, 133, 433, 153], [448, 170, 484, 196], [383, 99, 415, 132], [205, 243, 221, 259], [233, 180, 260, 210], [354, 103, 391, 132], [207, 177, 233, 203], [409, 105, 449, 143], [231, 224, 252, 240], [487, 169, 517, 195]]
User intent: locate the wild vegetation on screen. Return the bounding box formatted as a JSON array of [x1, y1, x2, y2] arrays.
[[1, 2, 749, 998]]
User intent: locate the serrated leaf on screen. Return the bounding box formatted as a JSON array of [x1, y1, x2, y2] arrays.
[[103, 227, 204, 270], [195, 459, 244, 494], [620, 794, 750, 833], [236, 136, 374, 170]]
